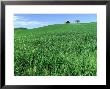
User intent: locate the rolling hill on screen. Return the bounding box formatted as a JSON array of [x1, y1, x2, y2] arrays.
[[14, 22, 97, 76]]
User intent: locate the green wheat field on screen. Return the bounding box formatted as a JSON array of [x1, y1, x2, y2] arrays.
[[14, 22, 97, 76]]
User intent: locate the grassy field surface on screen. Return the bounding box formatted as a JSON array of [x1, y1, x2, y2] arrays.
[[14, 22, 97, 76]]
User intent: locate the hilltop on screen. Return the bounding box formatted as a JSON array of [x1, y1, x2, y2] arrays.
[[15, 22, 97, 34]]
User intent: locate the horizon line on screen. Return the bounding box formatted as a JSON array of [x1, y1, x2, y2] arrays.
[[14, 21, 97, 29]]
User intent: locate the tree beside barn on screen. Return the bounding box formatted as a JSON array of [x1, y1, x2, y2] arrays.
[[75, 20, 80, 23]]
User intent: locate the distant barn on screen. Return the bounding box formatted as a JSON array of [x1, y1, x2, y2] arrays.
[[65, 21, 70, 24]]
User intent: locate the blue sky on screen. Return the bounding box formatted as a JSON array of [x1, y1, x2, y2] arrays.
[[14, 14, 97, 29]]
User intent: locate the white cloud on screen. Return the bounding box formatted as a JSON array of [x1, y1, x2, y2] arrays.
[[15, 20, 48, 26], [14, 16, 25, 21], [14, 20, 48, 29], [14, 15, 48, 28]]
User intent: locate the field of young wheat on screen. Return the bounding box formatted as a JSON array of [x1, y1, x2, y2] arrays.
[[14, 22, 97, 76]]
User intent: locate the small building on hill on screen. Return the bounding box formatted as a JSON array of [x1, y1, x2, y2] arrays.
[[65, 21, 70, 24]]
